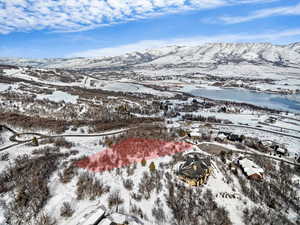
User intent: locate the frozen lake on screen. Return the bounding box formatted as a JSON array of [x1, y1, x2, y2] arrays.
[[186, 88, 300, 113]]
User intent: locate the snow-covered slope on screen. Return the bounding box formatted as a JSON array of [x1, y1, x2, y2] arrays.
[[1, 42, 300, 69], [288, 42, 300, 54], [140, 42, 300, 68]]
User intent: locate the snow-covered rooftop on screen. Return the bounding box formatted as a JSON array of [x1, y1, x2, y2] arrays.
[[102, 213, 140, 225], [82, 208, 105, 225], [98, 218, 112, 225], [217, 133, 227, 140], [238, 158, 264, 177]]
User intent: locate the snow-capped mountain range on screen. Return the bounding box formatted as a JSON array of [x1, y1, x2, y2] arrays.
[[1, 42, 300, 70]]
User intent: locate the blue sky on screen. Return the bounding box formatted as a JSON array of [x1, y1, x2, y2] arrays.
[[0, 0, 299, 58]]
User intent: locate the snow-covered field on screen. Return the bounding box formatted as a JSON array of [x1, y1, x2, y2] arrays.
[[36, 91, 79, 104], [99, 81, 174, 97]]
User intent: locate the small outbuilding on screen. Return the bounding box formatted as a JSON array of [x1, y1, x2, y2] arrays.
[[275, 147, 287, 156], [215, 133, 227, 142]]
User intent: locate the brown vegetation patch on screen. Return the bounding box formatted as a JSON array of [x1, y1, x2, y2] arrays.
[[76, 172, 110, 200], [198, 143, 232, 155], [0, 111, 163, 133], [0, 148, 71, 224]]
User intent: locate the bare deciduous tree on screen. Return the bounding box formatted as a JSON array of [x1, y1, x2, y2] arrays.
[[108, 190, 124, 212], [60, 202, 74, 217]]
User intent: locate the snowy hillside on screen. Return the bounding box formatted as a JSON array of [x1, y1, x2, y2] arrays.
[[1, 42, 300, 70], [288, 42, 300, 54]]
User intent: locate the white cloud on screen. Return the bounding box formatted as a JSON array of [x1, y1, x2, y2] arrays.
[[219, 3, 300, 24], [0, 0, 278, 34], [69, 28, 300, 57]]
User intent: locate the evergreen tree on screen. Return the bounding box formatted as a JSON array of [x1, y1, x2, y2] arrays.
[[32, 137, 39, 146], [149, 162, 156, 172], [141, 158, 147, 167]]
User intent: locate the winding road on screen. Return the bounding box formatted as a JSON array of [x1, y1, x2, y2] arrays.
[[1, 124, 299, 167], [0, 126, 134, 152]]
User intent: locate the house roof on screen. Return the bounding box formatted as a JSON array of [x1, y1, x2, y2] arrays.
[[98, 219, 113, 225], [217, 133, 227, 139], [190, 131, 201, 137], [238, 158, 264, 177], [261, 140, 273, 147], [82, 208, 105, 225], [276, 148, 287, 153], [101, 213, 140, 225], [178, 155, 211, 179]]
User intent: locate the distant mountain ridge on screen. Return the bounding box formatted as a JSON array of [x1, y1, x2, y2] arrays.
[[1, 42, 300, 70]]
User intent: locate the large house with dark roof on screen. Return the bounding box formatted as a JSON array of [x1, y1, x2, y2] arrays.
[[177, 153, 213, 186]]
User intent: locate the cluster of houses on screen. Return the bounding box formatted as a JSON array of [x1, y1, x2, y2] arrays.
[[176, 151, 265, 187], [260, 140, 287, 155], [216, 132, 245, 142], [176, 153, 213, 186], [216, 131, 288, 156], [218, 106, 241, 113]]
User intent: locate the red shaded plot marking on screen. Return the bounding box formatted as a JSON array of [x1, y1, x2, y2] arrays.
[[75, 138, 193, 172]]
